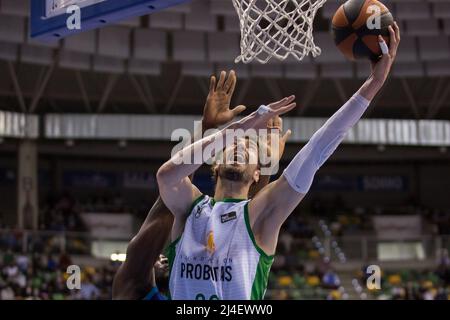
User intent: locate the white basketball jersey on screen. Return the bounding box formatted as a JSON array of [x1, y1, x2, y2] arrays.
[[166, 195, 274, 300]]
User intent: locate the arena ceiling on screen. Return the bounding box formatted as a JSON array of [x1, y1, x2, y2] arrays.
[[0, 0, 449, 120], [0, 61, 449, 120]]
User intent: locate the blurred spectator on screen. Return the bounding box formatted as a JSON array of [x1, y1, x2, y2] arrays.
[[322, 269, 341, 289], [279, 231, 294, 253], [78, 275, 100, 300], [0, 286, 14, 300], [40, 193, 86, 232], [366, 267, 449, 301], [0, 195, 449, 300], [0, 252, 118, 300]]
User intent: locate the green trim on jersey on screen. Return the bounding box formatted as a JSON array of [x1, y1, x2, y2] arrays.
[[165, 194, 205, 300], [243, 203, 275, 259], [189, 194, 207, 214], [243, 203, 274, 300], [251, 255, 274, 300], [211, 198, 246, 206], [166, 237, 181, 274], [165, 236, 180, 300]]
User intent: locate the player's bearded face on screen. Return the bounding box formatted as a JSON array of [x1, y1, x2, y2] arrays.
[[217, 139, 259, 183]]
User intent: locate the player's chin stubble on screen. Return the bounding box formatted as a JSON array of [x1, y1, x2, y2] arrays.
[[218, 165, 251, 183]]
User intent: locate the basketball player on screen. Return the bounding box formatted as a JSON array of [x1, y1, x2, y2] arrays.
[[157, 24, 401, 300], [112, 70, 283, 299]]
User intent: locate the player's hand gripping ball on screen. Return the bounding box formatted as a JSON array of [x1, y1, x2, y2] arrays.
[[332, 0, 394, 61]]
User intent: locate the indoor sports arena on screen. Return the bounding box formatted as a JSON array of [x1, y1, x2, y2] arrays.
[[0, 0, 449, 302]]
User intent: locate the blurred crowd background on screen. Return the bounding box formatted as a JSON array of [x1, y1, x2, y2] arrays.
[[1, 192, 449, 300]]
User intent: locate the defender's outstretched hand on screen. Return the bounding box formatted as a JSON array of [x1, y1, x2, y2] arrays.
[[202, 70, 246, 129]]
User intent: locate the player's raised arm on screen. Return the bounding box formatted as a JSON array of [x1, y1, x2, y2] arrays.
[[156, 96, 297, 219], [249, 23, 401, 255]]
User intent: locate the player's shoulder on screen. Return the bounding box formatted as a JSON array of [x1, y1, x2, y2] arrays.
[[192, 194, 212, 209], [187, 194, 212, 217]]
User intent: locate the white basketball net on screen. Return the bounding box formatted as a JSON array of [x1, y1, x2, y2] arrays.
[[232, 0, 327, 64]]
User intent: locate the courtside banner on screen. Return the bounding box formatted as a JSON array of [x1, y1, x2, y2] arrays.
[[81, 212, 134, 238], [373, 215, 422, 239]]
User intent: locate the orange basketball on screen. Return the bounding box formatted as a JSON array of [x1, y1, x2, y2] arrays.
[[332, 0, 394, 61]]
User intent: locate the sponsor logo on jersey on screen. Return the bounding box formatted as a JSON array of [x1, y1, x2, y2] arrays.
[[220, 211, 237, 223], [206, 231, 215, 254], [195, 205, 202, 218]]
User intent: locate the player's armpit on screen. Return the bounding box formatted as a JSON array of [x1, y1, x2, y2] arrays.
[[248, 176, 306, 255]]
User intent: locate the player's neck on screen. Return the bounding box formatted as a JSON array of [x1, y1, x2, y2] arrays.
[[214, 178, 249, 201]]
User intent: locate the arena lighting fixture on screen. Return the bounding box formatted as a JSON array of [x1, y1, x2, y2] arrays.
[[377, 144, 386, 152], [118, 140, 127, 148], [111, 253, 126, 262], [65, 139, 75, 147]]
